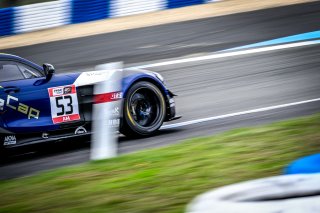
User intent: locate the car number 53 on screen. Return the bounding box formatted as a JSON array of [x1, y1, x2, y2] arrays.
[[48, 85, 80, 124]]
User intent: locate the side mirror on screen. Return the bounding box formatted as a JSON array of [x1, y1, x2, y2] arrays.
[[43, 63, 55, 81]]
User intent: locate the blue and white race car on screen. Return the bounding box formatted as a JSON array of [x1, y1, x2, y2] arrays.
[[0, 53, 178, 149]]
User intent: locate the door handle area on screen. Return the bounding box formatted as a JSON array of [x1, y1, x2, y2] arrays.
[[4, 86, 20, 93]]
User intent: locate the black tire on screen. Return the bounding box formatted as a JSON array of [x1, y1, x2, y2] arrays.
[[121, 81, 166, 137]]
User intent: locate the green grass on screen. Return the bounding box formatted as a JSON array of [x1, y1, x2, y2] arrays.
[[1, 114, 320, 213]]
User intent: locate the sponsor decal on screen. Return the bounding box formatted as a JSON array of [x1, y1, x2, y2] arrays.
[[94, 91, 122, 104], [108, 119, 120, 128], [0, 95, 40, 119], [75, 126, 87, 135], [42, 133, 49, 139], [112, 107, 120, 116], [48, 85, 80, 124], [63, 86, 72, 94], [52, 88, 63, 96], [73, 71, 116, 87], [3, 135, 16, 145], [49, 85, 76, 97], [112, 92, 122, 100]]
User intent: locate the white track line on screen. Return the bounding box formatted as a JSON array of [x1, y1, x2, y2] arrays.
[[131, 40, 320, 69], [161, 98, 320, 130]]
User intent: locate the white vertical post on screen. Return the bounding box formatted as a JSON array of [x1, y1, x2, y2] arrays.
[[90, 62, 123, 160]]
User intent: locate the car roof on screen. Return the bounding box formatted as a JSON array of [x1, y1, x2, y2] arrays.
[[0, 53, 43, 70], [0, 53, 25, 61]]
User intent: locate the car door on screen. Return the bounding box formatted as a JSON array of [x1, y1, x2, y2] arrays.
[[0, 86, 9, 135], [0, 59, 83, 136]]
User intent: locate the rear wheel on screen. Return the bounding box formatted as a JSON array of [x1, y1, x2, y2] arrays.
[[121, 81, 166, 137]]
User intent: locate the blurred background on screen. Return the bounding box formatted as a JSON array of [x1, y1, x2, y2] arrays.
[[0, 0, 52, 7], [0, 0, 320, 212]]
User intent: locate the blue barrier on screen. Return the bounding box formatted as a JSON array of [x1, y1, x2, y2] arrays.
[[285, 153, 320, 174], [167, 0, 205, 9], [0, 7, 14, 36], [71, 0, 111, 24], [0, 0, 217, 37]]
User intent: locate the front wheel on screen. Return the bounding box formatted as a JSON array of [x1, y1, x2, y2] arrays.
[[121, 81, 166, 137]]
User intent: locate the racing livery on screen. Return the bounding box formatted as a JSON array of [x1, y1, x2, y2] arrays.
[[0, 54, 179, 149]]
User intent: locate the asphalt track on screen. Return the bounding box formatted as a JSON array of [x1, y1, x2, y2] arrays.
[[1, 1, 320, 179]]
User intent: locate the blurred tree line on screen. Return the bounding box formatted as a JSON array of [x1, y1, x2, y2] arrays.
[[1, 0, 18, 7], [1, 0, 54, 8]]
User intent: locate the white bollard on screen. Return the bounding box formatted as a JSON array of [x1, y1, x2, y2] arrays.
[[187, 174, 320, 213], [90, 62, 123, 160]]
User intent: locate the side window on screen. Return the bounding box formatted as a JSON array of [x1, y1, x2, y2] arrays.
[[17, 63, 43, 79], [0, 61, 24, 82]]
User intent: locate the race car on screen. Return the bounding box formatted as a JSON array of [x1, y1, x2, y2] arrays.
[[0, 53, 179, 149]]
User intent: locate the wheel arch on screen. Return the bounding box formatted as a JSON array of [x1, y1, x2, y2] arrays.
[[121, 75, 172, 124], [122, 75, 168, 99]]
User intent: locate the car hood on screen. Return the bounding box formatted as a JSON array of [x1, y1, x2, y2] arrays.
[[61, 68, 155, 87]]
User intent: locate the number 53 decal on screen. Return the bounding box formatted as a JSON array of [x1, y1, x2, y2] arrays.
[[48, 85, 80, 124]]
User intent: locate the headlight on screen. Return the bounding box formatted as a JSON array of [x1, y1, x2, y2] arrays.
[[153, 72, 164, 83]]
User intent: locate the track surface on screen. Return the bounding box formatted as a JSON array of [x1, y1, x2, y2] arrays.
[[1, 2, 320, 179]]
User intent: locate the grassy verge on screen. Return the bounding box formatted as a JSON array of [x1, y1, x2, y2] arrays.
[[1, 114, 320, 213]]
